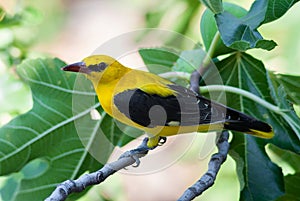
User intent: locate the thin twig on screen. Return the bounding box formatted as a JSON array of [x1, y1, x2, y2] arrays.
[[180, 32, 230, 200], [45, 138, 151, 201], [190, 70, 202, 94], [178, 131, 230, 201], [190, 31, 220, 94]]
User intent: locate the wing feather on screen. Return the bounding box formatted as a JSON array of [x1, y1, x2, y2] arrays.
[[113, 83, 226, 127]]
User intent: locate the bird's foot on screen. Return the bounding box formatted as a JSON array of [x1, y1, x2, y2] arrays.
[[118, 137, 167, 167], [118, 138, 151, 167]]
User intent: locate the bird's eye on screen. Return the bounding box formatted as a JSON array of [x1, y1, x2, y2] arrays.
[[88, 62, 108, 72]]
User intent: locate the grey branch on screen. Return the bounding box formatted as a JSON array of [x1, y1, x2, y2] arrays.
[[45, 138, 150, 201], [178, 131, 230, 201], [180, 68, 230, 201], [190, 70, 202, 94]]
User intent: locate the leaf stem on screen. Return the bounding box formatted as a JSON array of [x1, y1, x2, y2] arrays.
[[160, 72, 285, 114], [203, 31, 220, 67], [159, 72, 191, 80], [200, 85, 284, 114]]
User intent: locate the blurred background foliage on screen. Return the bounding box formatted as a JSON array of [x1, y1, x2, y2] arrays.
[[0, 0, 64, 126], [0, 0, 299, 200]]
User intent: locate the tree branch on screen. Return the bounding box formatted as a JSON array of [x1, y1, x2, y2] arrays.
[[178, 131, 230, 201], [190, 31, 220, 94], [180, 32, 230, 200], [45, 138, 151, 201]]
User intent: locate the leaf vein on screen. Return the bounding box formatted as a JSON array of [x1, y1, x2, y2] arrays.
[[0, 103, 100, 162]]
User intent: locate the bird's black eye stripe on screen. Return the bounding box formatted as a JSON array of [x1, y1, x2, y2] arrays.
[[88, 62, 108, 72]]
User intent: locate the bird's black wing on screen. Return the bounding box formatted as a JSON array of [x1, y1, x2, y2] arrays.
[[114, 83, 273, 136], [113, 84, 226, 128]]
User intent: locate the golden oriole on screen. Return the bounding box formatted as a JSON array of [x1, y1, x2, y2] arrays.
[[62, 55, 273, 148]]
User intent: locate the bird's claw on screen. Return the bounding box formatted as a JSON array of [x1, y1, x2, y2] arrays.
[[118, 137, 167, 167], [118, 138, 151, 167], [118, 148, 147, 167]]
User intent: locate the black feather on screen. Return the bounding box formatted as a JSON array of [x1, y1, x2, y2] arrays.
[[113, 84, 272, 134]]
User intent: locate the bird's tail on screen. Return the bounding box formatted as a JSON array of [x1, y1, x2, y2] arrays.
[[223, 107, 274, 139]]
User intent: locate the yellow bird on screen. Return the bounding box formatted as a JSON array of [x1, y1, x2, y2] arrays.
[[62, 55, 273, 148]]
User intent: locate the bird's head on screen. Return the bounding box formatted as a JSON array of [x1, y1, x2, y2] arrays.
[[62, 55, 123, 83]]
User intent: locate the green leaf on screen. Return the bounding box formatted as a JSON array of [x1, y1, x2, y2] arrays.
[[230, 136, 284, 201], [203, 53, 300, 152], [172, 49, 206, 73], [21, 158, 49, 179], [0, 173, 23, 201], [267, 75, 300, 142], [200, 3, 247, 57], [0, 73, 31, 114], [0, 58, 139, 200], [268, 144, 300, 173], [140, 0, 201, 47], [200, 0, 223, 14], [167, 0, 200, 44], [100, 112, 142, 148], [0, 158, 49, 200], [202, 52, 300, 200], [0, 6, 43, 28], [139, 48, 179, 74], [0, 10, 22, 28], [277, 173, 300, 201], [0, 7, 5, 22], [145, 10, 164, 28], [264, 0, 300, 23], [21, 6, 43, 25], [215, 10, 277, 51], [210, 0, 278, 51], [269, 72, 300, 105], [294, 105, 300, 118], [240, 0, 267, 28]]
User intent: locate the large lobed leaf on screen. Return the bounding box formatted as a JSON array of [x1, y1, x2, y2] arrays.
[[204, 53, 300, 151], [202, 52, 300, 200], [264, 0, 300, 23], [269, 72, 300, 105], [201, 0, 300, 52], [269, 145, 300, 200], [230, 136, 284, 201], [214, 0, 277, 51], [200, 0, 223, 14], [140, 47, 300, 201], [138, 48, 179, 74], [0, 58, 140, 200], [140, 1, 300, 200], [200, 3, 248, 56]]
